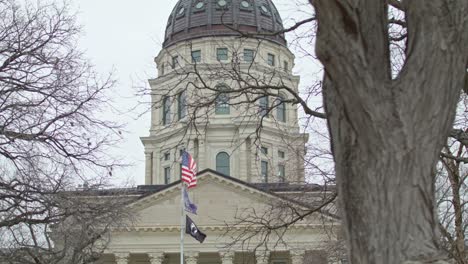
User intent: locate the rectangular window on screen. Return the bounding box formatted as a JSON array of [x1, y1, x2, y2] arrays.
[[217, 48, 228, 61], [216, 152, 230, 176], [261, 160, 268, 182], [172, 56, 179, 69], [178, 92, 186, 120], [278, 164, 285, 182], [244, 49, 254, 62], [267, 53, 275, 66], [164, 152, 170, 161], [283, 60, 288, 71], [278, 150, 285, 159], [162, 96, 171, 125], [259, 95, 269, 117], [215, 86, 230, 115], [277, 96, 286, 122], [261, 146, 268, 155], [160, 62, 165, 75], [215, 94, 230, 114], [191, 50, 201, 63], [164, 167, 171, 184]]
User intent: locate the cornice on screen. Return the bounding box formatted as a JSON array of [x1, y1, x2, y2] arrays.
[[112, 223, 335, 233], [150, 63, 299, 88]]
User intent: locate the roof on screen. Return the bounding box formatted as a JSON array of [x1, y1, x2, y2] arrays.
[[163, 0, 287, 48], [82, 169, 333, 196], [77, 169, 337, 217]]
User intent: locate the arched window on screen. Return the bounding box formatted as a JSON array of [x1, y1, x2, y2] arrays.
[[178, 91, 186, 120], [276, 95, 286, 122], [215, 85, 230, 114], [162, 96, 171, 125], [216, 152, 230, 176]]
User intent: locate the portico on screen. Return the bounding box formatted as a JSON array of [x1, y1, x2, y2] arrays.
[[96, 171, 339, 264]]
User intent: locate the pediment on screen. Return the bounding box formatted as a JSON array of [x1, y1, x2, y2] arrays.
[[127, 170, 336, 230]]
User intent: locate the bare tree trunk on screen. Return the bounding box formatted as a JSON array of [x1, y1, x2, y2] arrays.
[[313, 0, 468, 262]]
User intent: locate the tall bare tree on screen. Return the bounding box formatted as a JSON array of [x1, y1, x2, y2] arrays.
[[438, 141, 468, 264], [315, 1, 468, 262], [437, 96, 468, 264], [0, 0, 129, 263]]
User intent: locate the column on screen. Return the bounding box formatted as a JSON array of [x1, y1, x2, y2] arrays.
[[153, 147, 161, 184], [245, 137, 252, 182], [220, 251, 235, 264], [238, 137, 248, 181], [185, 251, 199, 264], [150, 99, 159, 134], [255, 250, 270, 264], [114, 252, 130, 264], [326, 253, 341, 264], [145, 151, 153, 184], [148, 252, 165, 264], [199, 138, 206, 169], [290, 249, 305, 264]]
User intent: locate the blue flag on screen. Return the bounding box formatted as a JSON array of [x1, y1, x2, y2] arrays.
[[183, 187, 197, 215]]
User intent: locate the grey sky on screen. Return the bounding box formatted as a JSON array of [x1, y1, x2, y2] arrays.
[[73, 0, 322, 186]]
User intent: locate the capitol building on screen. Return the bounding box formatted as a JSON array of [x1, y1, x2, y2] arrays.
[[97, 0, 341, 263]]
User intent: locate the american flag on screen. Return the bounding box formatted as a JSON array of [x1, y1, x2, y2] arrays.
[[181, 151, 197, 188]]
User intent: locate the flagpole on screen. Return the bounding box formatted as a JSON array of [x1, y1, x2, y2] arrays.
[[180, 182, 185, 264]]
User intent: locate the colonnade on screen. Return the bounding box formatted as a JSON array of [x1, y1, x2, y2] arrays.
[[111, 249, 309, 264]]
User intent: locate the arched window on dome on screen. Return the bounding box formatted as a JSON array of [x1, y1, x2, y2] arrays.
[[216, 0, 229, 9], [216, 152, 230, 176], [193, 1, 206, 12], [215, 85, 230, 115], [276, 95, 286, 122]]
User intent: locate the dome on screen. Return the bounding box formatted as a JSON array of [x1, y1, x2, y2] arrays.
[[163, 0, 286, 48]]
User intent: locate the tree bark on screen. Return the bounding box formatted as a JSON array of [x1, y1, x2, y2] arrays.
[[312, 0, 468, 263]]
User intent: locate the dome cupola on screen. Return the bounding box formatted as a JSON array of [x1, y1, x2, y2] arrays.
[[164, 0, 286, 48]]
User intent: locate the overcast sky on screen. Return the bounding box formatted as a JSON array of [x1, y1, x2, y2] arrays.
[[72, 0, 321, 186]]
